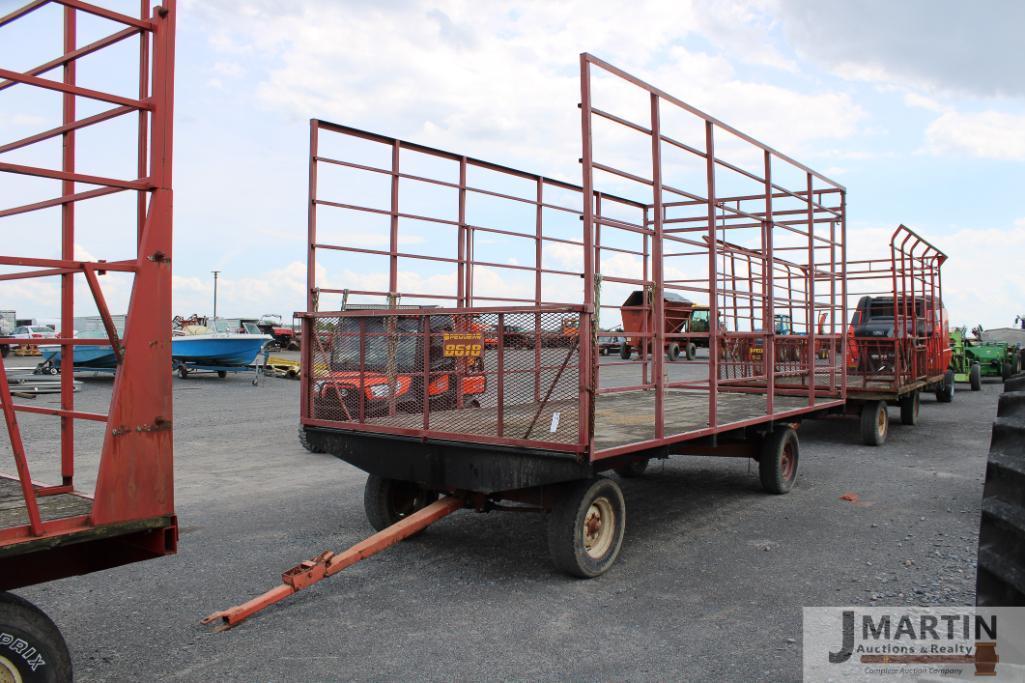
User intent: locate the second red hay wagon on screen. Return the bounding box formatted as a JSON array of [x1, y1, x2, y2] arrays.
[[842, 225, 953, 445], [207, 54, 852, 628]]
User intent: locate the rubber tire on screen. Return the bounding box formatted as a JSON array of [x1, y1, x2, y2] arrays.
[[667, 343, 680, 362], [619, 344, 631, 360], [363, 475, 438, 533], [177, 366, 189, 379], [0, 592, 73, 683], [935, 369, 955, 403], [686, 343, 696, 360], [297, 425, 324, 453], [0, 345, 7, 358], [759, 427, 799, 494], [1002, 362, 1013, 382], [217, 370, 227, 378], [860, 401, 888, 446], [547, 477, 626, 578], [970, 363, 982, 391], [615, 459, 648, 478], [976, 375, 1025, 605], [900, 391, 920, 426]]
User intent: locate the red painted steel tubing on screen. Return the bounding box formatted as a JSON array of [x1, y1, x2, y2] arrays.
[[202, 497, 463, 630]]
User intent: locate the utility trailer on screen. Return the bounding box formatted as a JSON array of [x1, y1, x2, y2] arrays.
[[0, 2, 176, 679], [843, 226, 953, 445], [207, 54, 848, 629]]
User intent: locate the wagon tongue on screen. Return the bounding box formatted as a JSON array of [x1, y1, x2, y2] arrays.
[[201, 497, 463, 630]]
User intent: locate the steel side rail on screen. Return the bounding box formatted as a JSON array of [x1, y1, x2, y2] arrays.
[[202, 496, 462, 630]]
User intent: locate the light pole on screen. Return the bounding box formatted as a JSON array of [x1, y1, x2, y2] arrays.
[[212, 270, 220, 321]]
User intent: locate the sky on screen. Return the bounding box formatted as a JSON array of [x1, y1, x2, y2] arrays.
[[1, 0, 1024, 330]]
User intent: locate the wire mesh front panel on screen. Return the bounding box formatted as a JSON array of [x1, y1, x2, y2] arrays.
[[304, 307, 586, 452]]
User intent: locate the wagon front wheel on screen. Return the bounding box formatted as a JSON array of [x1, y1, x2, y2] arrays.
[[759, 427, 799, 494], [860, 400, 888, 446], [547, 477, 625, 578], [0, 592, 73, 683], [935, 369, 956, 402], [686, 342, 696, 360], [364, 475, 438, 533], [619, 344, 631, 360], [970, 363, 982, 391]]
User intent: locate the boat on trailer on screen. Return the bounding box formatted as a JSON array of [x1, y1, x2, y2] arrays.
[[38, 316, 124, 374], [171, 319, 270, 379]]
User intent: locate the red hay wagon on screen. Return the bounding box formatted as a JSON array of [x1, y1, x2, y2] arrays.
[[0, 2, 176, 678], [207, 54, 850, 629], [843, 225, 953, 445]]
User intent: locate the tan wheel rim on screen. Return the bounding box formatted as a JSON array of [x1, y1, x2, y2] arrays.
[[877, 405, 888, 438], [583, 496, 616, 559], [0, 655, 22, 683]]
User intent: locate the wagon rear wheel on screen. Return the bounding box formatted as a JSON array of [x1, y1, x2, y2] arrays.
[[860, 400, 888, 446], [0, 592, 72, 683], [364, 475, 438, 533], [900, 391, 920, 426], [759, 427, 799, 494], [547, 477, 626, 578], [667, 343, 680, 362], [686, 342, 696, 360], [619, 344, 631, 360], [935, 369, 955, 402]]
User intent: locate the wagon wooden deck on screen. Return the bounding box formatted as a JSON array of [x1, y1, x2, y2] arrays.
[[360, 389, 826, 452], [0, 476, 91, 534]]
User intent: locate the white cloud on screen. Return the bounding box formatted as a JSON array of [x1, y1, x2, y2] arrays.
[[774, 0, 1025, 98], [924, 110, 1025, 160], [212, 61, 245, 78], [903, 92, 947, 114], [192, 0, 864, 182]]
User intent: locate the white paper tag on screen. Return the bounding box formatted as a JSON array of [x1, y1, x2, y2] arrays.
[[550, 412, 561, 432]]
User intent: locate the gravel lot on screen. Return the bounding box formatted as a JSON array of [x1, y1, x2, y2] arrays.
[[5, 352, 997, 681]]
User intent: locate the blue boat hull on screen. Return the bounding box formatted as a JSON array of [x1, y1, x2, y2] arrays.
[[42, 345, 117, 369], [171, 335, 268, 367]]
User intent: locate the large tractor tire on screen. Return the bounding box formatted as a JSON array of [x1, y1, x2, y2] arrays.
[[977, 374, 1025, 605]]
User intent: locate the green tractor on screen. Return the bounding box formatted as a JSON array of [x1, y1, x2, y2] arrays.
[[950, 326, 1021, 390]]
